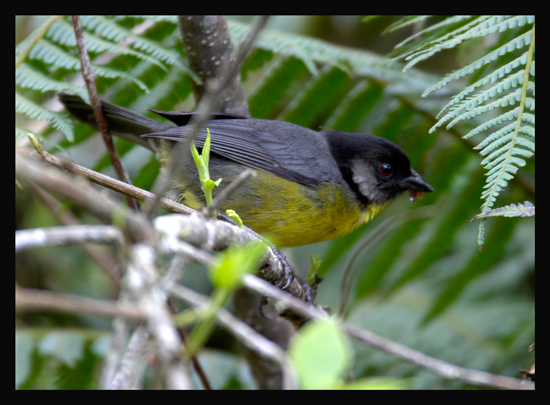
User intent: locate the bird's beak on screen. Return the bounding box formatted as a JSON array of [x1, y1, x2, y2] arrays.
[[401, 169, 434, 202]]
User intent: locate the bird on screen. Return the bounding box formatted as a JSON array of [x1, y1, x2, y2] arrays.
[[59, 93, 433, 247]]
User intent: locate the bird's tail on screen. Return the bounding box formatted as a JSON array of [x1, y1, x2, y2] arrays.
[[58, 92, 172, 151]]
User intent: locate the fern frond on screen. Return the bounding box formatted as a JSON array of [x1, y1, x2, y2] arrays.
[[387, 16, 534, 246], [423, 30, 532, 97], [16, 93, 74, 141], [16, 64, 88, 99], [438, 52, 530, 115], [402, 16, 534, 74], [463, 107, 519, 139], [27, 39, 151, 93], [400, 16, 511, 70], [228, 20, 429, 88], [47, 18, 168, 71], [16, 126, 30, 138], [384, 15, 432, 34], [472, 201, 534, 220], [474, 123, 534, 153], [390, 16, 488, 60], [79, 15, 196, 79], [446, 89, 523, 129]]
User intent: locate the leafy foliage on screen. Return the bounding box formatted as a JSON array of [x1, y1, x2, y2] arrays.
[[472, 200, 534, 220], [387, 15, 535, 246], [16, 16, 534, 389]]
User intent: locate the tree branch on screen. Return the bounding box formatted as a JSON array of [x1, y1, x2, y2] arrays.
[[71, 15, 138, 211], [16, 150, 156, 245], [16, 286, 145, 320], [241, 275, 534, 390]]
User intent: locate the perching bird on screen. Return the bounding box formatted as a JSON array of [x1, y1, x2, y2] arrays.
[[59, 93, 433, 247]]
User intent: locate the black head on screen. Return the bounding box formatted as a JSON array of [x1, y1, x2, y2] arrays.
[[323, 130, 433, 206]]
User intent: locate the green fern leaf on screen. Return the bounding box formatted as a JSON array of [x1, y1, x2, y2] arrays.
[[383, 15, 433, 34], [16, 63, 89, 99], [228, 20, 425, 87], [48, 18, 168, 71], [425, 15, 532, 58], [386, 16, 534, 247], [438, 52, 530, 116], [462, 107, 521, 139], [79, 16, 197, 80], [390, 16, 489, 61], [464, 15, 534, 38], [26, 40, 150, 92], [452, 15, 532, 41], [423, 30, 532, 97], [472, 201, 534, 220], [474, 124, 535, 155], [401, 16, 513, 72], [524, 96, 535, 110], [481, 144, 532, 167], [435, 69, 526, 129], [445, 89, 523, 129], [248, 56, 309, 118], [16, 93, 74, 141]]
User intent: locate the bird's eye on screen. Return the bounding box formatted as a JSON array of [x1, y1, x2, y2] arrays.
[[379, 163, 393, 177]]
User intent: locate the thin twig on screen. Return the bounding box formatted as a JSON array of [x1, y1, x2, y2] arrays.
[[19, 147, 194, 215], [16, 286, 145, 320], [16, 225, 123, 251], [107, 326, 150, 390], [125, 244, 192, 389], [343, 324, 533, 390], [16, 150, 156, 245], [242, 274, 534, 390], [70, 15, 138, 211]]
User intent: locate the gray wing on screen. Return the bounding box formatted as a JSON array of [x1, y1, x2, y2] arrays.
[[142, 118, 342, 186]]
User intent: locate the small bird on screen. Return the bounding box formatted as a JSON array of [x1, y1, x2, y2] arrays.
[[59, 93, 433, 247]]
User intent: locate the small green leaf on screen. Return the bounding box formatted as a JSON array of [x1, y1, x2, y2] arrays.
[[209, 241, 266, 291], [306, 255, 322, 285], [190, 129, 220, 206], [225, 209, 244, 229], [288, 317, 353, 389], [27, 132, 43, 153]]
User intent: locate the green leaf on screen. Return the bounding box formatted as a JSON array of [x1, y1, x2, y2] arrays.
[[472, 201, 534, 220], [209, 241, 266, 291], [423, 30, 532, 96], [306, 255, 322, 285], [191, 129, 221, 206], [324, 81, 384, 131], [289, 317, 353, 389], [225, 209, 244, 228], [16, 93, 74, 142]]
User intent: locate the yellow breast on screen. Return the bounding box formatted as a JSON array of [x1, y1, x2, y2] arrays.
[[182, 169, 386, 247], [157, 143, 387, 247]]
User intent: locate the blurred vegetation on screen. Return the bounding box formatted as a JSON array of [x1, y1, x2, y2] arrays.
[[16, 16, 534, 389]]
